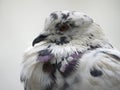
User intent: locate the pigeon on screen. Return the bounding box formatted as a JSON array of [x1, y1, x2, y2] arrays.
[[21, 11, 120, 90]]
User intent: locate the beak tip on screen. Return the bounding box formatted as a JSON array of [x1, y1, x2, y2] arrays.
[[32, 34, 48, 47], [32, 42, 35, 47], [32, 39, 37, 47]]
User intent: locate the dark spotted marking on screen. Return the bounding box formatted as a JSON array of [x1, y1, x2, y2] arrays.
[[57, 62, 62, 71], [62, 57, 64, 61], [89, 36, 92, 39], [87, 45, 101, 50], [59, 60, 78, 77], [90, 33, 94, 37], [54, 40, 69, 45], [38, 49, 51, 56], [90, 68, 103, 77], [69, 23, 77, 28], [60, 36, 69, 44], [108, 43, 113, 48], [55, 22, 61, 29], [89, 34, 94, 39], [102, 51, 120, 61], [43, 63, 56, 90], [54, 40, 61, 45], [47, 45, 51, 48], [51, 13, 58, 20], [43, 62, 56, 90], [62, 13, 69, 19], [49, 64, 56, 80], [53, 37, 69, 45], [65, 20, 71, 24], [90, 45, 101, 49], [65, 20, 78, 28], [43, 62, 56, 74]]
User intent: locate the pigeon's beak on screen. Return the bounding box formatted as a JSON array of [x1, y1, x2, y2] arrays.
[[32, 34, 48, 46]]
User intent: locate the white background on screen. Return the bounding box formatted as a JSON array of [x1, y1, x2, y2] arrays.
[[0, 0, 120, 90]]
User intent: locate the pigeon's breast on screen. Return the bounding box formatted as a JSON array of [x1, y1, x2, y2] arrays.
[[48, 44, 79, 58]]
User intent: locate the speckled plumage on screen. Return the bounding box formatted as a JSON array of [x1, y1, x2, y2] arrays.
[[21, 11, 120, 90]]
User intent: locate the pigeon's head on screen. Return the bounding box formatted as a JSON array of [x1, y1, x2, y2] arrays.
[[33, 11, 94, 46]]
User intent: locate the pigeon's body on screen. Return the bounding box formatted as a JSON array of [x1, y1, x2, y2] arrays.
[[21, 11, 120, 90]]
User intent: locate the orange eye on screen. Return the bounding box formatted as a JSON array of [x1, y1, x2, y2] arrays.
[[59, 24, 69, 32]]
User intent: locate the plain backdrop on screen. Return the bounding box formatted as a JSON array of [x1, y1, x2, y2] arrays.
[[0, 0, 120, 90]]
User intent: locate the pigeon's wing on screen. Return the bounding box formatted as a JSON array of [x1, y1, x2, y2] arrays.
[[80, 48, 120, 90]]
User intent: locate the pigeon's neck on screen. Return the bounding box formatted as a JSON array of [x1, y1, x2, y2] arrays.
[[70, 23, 113, 51], [70, 35, 112, 51], [48, 24, 113, 58], [48, 38, 112, 60]]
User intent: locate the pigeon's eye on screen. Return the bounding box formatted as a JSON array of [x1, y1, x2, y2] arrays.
[[59, 24, 69, 32]]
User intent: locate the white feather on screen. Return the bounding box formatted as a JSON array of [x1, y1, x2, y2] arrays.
[[21, 11, 120, 90]]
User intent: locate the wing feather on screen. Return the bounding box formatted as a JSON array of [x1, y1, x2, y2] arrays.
[[80, 48, 120, 90]]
